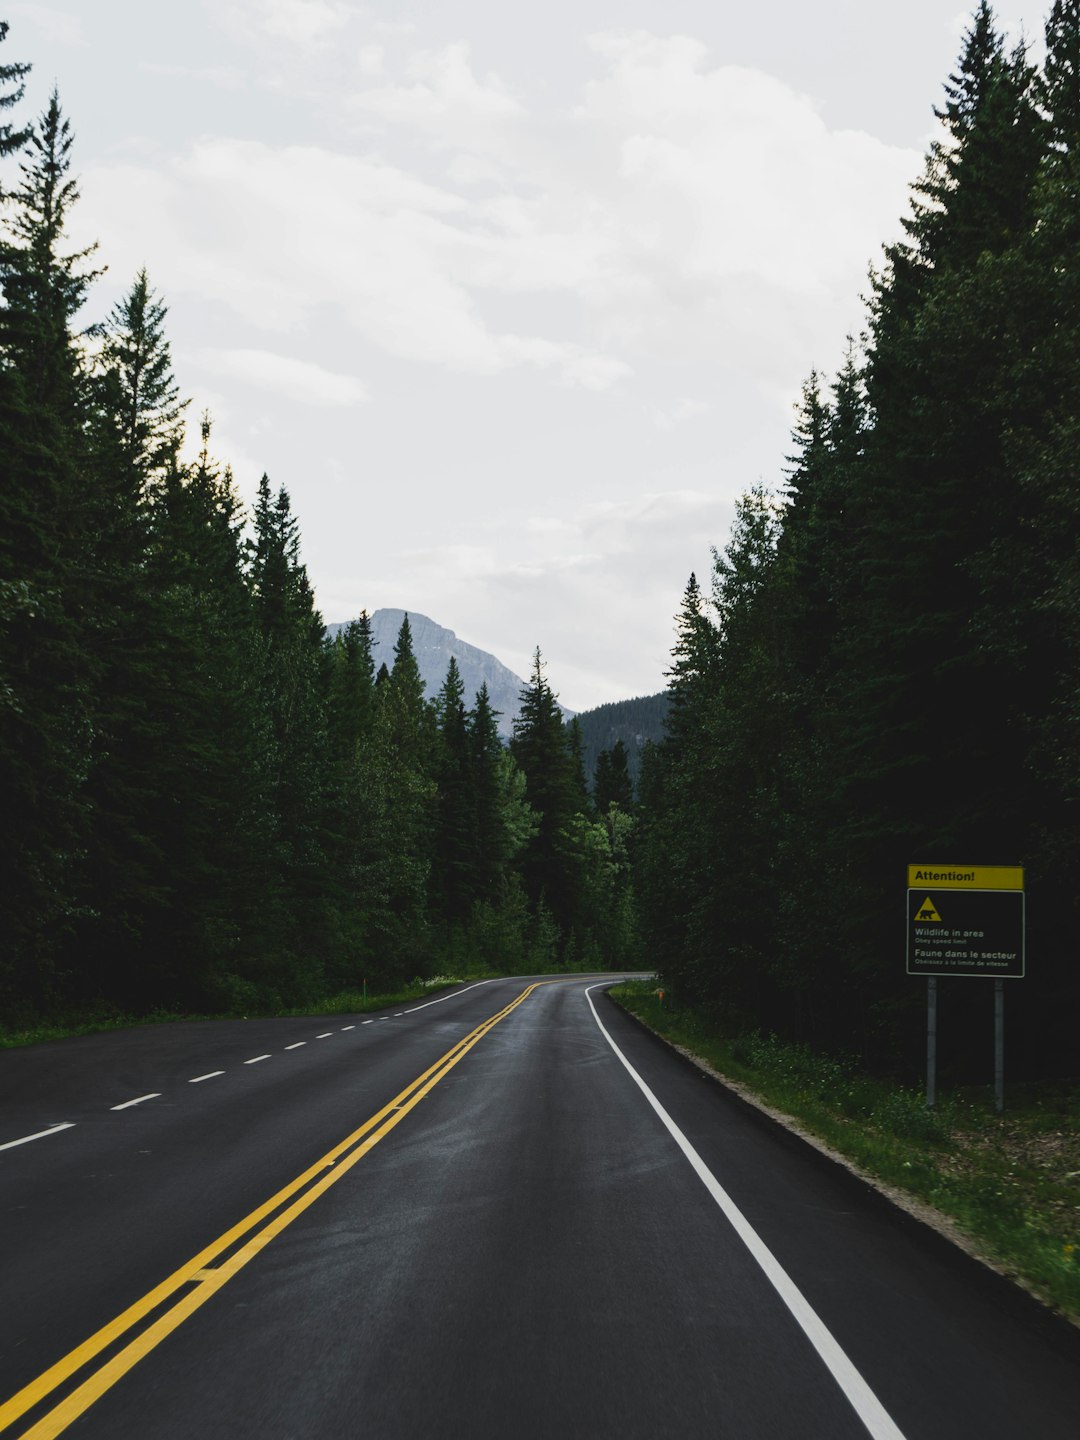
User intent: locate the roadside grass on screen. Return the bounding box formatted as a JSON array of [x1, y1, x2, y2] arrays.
[[0, 971, 500, 1050], [609, 980, 1080, 1325]]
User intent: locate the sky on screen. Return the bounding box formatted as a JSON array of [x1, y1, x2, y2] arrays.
[[2, 1, 1049, 711]]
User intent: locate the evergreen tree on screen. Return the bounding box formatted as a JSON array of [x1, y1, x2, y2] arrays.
[[468, 682, 505, 903], [594, 739, 633, 813], [0, 90, 100, 1014], [323, 614, 377, 990], [511, 648, 584, 946], [350, 614, 436, 982], [327, 613, 375, 769], [0, 20, 30, 166], [97, 269, 186, 486], [246, 473, 332, 1003], [139, 420, 260, 1008], [431, 656, 474, 925]]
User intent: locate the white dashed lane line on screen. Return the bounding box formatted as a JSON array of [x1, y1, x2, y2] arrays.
[[0, 1123, 76, 1153], [6, 999, 479, 1151], [110, 1094, 161, 1111]]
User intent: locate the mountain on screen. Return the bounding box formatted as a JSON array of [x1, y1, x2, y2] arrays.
[[573, 692, 670, 793], [325, 610, 557, 738]]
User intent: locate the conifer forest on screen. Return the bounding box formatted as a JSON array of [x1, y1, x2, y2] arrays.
[[4, 5, 1080, 1080]]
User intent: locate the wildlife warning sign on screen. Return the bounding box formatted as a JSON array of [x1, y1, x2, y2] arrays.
[[906, 864, 1025, 978]]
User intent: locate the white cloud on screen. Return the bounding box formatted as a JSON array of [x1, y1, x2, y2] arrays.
[[75, 28, 915, 406], [355, 44, 384, 79], [575, 31, 915, 302], [78, 136, 628, 388], [654, 397, 713, 430], [7, 4, 85, 47], [195, 348, 370, 407], [324, 487, 737, 709], [140, 61, 246, 90], [349, 41, 525, 131], [63, 21, 934, 709], [213, 0, 350, 46]]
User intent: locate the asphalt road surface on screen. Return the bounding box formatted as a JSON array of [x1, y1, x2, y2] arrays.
[[1, 975, 1078, 1439]]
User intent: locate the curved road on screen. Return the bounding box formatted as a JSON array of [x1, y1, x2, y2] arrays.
[[0, 975, 1077, 1438]]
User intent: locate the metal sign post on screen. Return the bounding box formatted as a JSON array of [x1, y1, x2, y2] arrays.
[[994, 979, 1005, 1115], [906, 864, 1024, 1111]]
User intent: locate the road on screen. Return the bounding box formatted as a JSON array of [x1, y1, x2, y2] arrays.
[[0, 975, 1077, 1438]]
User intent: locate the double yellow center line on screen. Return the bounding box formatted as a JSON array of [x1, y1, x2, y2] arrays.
[[0, 983, 540, 1439]]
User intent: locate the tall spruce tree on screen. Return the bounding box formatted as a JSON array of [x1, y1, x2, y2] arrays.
[[97, 269, 186, 485], [139, 420, 259, 1008], [511, 648, 583, 947], [246, 474, 332, 1003], [0, 90, 101, 1013], [0, 20, 29, 167], [431, 656, 474, 926]]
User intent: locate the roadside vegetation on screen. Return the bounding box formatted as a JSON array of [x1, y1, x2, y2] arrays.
[[0, 972, 499, 1050], [611, 981, 1080, 1326]]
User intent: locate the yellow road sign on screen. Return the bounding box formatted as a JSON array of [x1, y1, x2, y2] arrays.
[[906, 865, 1023, 891]]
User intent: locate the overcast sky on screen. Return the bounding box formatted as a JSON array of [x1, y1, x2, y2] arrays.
[[3, 1, 1049, 710]]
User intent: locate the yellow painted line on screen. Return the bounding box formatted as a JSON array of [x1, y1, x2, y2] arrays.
[[0, 984, 540, 1439]]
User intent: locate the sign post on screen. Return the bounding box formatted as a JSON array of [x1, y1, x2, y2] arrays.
[[906, 864, 1024, 1110], [995, 979, 1005, 1115]]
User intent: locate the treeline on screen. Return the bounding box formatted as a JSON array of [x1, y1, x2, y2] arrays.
[[0, 31, 635, 1025], [637, 2, 1080, 1078], [574, 691, 669, 793]]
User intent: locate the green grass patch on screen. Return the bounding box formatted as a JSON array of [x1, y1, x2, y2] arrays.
[[0, 971, 502, 1049], [609, 980, 1080, 1325]]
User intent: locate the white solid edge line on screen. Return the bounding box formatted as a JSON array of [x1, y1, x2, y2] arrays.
[[189, 1071, 225, 1083], [583, 984, 908, 1440], [110, 1094, 161, 1111], [402, 978, 497, 1014], [0, 1122, 76, 1152], [244, 1055, 271, 1065]]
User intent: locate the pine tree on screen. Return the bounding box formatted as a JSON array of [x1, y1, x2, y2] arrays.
[[511, 649, 585, 947], [0, 91, 101, 1014], [97, 269, 186, 486], [246, 473, 332, 1003], [468, 682, 504, 904], [350, 614, 436, 982], [327, 613, 375, 769], [431, 656, 475, 925], [138, 419, 260, 1008], [0, 20, 30, 166], [594, 739, 633, 813]]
